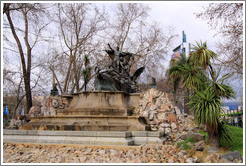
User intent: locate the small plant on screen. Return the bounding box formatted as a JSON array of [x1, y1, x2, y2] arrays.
[[3, 120, 9, 127], [177, 137, 196, 150], [199, 131, 208, 142]]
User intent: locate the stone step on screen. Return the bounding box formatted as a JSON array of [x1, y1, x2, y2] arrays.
[[3, 130, 134, 146], [3, 129, 165, 146], [20, 123, 130, 131], [3, 130, 132, 137], [19, 115, 150, 131], [57, 108, 131, 116]]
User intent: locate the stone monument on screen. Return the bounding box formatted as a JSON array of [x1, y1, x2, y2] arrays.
[[19, 45, 150, 132]]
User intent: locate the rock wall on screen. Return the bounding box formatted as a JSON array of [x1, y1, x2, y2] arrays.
[[134, 88, 199, 143]]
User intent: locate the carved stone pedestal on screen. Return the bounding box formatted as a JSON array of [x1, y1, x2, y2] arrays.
[[20, 91, 150, 131]]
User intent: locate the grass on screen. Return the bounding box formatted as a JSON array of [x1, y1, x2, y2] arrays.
[[219, 125, 243, 156], [177, 137, 196, 150], [199, 131, 208, 142], [200, 125, 243, 156]]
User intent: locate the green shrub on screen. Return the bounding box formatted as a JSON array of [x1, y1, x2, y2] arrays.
[[200, 125, 243, 156], [177, 137, 196, 150]]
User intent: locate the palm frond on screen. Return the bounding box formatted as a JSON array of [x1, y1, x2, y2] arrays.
[[188, 87, 221, 132], [218, 121, 235, 145]]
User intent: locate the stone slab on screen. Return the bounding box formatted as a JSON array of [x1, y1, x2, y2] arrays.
[[131, 131, 165, 137], [3, 129, 164, 146], [132, 137, 164, 145], [3, 134, 133, 146], [131, 131, 165, 145], [3, 130, 132, 138]]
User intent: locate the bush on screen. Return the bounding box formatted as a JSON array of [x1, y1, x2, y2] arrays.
[[200, 125, 243, 156]]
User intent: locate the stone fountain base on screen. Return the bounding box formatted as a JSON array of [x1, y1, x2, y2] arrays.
[[19, 91, 150, 131]]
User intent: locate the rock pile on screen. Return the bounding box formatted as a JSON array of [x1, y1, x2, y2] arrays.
[[2, 143, 199, 163], [134, 88, 201, 143], [204, 148, 243, 163], [3, 143, 242, 163]]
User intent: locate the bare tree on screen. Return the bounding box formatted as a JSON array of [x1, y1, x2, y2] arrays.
[[196, 3, 243, 77], [3, 3, 49, 112], [105, 3, 177, 82], [51, 3, 106, 94], [3, 60, 42, 117]]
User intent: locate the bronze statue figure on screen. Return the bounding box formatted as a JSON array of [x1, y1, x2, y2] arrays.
[[94, 44, 145, 93]]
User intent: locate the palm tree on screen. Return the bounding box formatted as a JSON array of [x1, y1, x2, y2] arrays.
[[188, 86, 221, 146], [189, 41, 217, 87], [167, 53, 204, 115], [188, 72, 235, 146], [168, 41, 235, 147], [187, 45, 235, 146]]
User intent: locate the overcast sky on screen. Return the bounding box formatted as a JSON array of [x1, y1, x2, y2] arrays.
[[2, 1, 243, 100], [102, 1, 220, 62], [101, 1, 242, 100], [148, 2, 218, 47], [141, 1, 242, 101]]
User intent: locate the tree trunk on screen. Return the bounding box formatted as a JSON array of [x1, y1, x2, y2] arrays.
[[207, 124, 220, 147], [63, 49, 73, 93], [24, 79, 32, 113], [22, 8, 33, 113], [208, 131, 220, 147], [5, 9, 32, 114], [84, 77, 87, 91]]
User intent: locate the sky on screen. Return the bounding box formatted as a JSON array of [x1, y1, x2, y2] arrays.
[[143, 2, 243, 101], [1, 1, 243, 101], [101, 1, 243, 101], [103, 1, 219, 52], [101, 2, 220, 66], [148, 2, 219, 53]]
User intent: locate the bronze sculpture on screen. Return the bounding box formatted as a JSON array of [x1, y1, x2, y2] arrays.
[[94, 44, 145, 93]]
